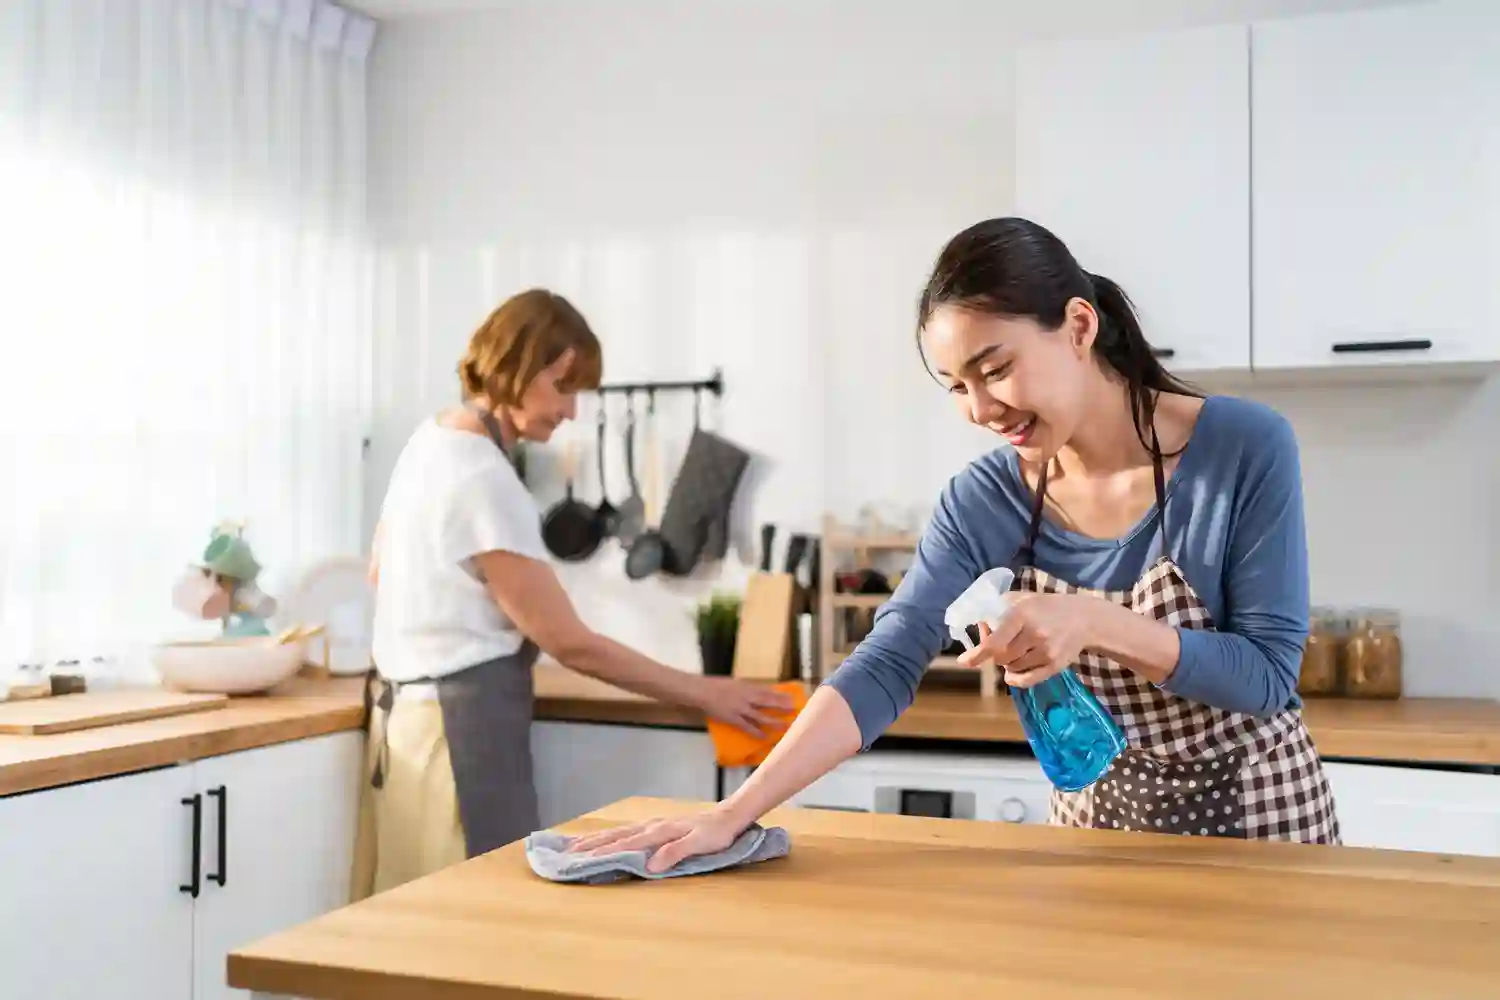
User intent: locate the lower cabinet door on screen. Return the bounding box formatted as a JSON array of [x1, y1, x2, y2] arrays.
[[0, 766, 197, 1000], [1324, 762, 1500, 857], [531, 722, 717, 827], [189, 731, 364, 1000]]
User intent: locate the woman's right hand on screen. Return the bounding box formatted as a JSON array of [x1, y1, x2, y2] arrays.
[[564, 807, 745, 874], [695, 676, 796, 737]]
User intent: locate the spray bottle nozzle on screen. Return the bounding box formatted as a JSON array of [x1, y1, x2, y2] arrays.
[[943, 567, 1017, 650]]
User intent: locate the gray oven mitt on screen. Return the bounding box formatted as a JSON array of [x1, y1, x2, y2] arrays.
[[657, 428, 751, 576], [524, 824, 790, 884]]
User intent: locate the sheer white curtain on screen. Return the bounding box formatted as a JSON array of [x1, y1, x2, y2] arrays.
[[0, 0, 377, 669]]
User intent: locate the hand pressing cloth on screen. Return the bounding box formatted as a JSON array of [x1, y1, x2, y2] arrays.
[[524, 824, 790, 885]]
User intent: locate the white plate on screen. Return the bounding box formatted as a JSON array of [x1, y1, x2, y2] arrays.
[[279, 557, 374, 675]]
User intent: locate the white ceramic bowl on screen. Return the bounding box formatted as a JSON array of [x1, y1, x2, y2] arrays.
[[150, 638, 306, 695]]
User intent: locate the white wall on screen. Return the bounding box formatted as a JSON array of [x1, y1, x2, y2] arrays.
[[366, 0, 1499, 696]]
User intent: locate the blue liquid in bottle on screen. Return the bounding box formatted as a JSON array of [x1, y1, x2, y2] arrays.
[[1011, 671, 1126, 792], [945, 567, 1126, 792]]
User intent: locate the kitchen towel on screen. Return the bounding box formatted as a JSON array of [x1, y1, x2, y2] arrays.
[[706, 681, 808, 767], [524, 824, 790, 884]]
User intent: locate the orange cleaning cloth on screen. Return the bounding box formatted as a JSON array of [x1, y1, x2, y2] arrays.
[[706, 681, 809, 768]]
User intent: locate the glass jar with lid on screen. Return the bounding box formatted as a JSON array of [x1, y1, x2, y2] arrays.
[[1341, 608, 1403, 699], [1297, 606, 1343, 696]]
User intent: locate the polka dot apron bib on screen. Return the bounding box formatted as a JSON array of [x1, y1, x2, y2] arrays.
[[1010, 440, 1341, 844]]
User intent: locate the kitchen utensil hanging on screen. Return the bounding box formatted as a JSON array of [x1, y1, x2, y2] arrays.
[[542, 435, 603, 561], [625, 391, 668, 580], [591, 397, 620, 539], [658, 386, 751, 575], [616, 394, 646, 545]]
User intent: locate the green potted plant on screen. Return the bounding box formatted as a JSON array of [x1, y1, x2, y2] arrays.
[[694, 592, 741, 676]]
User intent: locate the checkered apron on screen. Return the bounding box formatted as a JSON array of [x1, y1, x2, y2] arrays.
[[1012, 445, 1340, 844]]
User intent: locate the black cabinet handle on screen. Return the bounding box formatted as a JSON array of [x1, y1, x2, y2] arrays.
[[1331, 339, 1433, 354], [1150, 347, 1176, 359], [206, 785, 227, 887], [180, 794, 202, 898]]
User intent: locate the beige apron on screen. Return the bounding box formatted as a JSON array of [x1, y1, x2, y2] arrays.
[[350, 643, 540, 900]]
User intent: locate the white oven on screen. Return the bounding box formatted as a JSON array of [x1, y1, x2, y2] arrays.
[[765, 751, 1054, 825]]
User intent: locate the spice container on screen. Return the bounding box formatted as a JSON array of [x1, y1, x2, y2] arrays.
[[1297, 607, 1343, 696], [1342, 608, 1403, 699]]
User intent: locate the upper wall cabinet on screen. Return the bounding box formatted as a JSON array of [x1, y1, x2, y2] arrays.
[[1251, 0, 1500, 371], [1016, 24, 1251, 374]]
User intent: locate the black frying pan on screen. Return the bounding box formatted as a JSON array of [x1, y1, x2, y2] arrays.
[[542, 438, 603, 561]]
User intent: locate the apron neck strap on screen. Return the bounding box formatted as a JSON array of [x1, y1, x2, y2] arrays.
[[471, 404, 513, 463], [1017, 460, 1050, 570]]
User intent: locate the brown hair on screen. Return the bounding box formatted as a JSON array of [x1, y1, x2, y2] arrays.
[[458, 289, 603, 404]]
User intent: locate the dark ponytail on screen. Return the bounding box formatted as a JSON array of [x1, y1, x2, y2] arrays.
[[917, 217, 1199, 457]]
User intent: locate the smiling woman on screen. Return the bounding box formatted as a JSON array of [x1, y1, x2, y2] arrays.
[[567, 216, 1339, 873]]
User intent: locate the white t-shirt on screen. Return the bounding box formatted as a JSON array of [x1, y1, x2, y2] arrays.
[[371, 418, 549, 683]]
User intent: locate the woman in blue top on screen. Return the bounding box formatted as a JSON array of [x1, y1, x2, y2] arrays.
[[570, 217, 1341, 869]]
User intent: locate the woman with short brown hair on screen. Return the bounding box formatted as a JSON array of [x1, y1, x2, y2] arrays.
[[356, 289, 789, 896]]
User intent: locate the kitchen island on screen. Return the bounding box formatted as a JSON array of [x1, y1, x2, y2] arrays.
[[229, 795, 1500, 999]]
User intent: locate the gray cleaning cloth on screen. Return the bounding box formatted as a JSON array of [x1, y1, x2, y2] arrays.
[[524, 824, 790, 884]]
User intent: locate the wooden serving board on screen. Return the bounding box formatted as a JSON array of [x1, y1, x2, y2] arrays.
[[0, 689, 230, 735]]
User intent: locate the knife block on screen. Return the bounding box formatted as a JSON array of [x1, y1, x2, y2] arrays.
[[732, 570, 798, 682]]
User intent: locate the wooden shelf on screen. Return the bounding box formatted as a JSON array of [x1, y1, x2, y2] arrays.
[[823, 532, 919, 551], [819, 514, 995, 694], [828, 593, 893, 610]]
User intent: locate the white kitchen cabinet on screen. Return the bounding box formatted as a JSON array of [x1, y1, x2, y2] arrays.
[[0, 765, 197, 1000], [191, 731, 363, 1000], [1016, 24, 1251, 373], [1324, 761, 1500, 857], [531, 722, 717, 828], [1251, 0, 1500, 371], [0, 731, 363, 1000]]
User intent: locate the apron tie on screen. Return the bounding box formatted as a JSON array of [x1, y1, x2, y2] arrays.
[[365, 670, 396, 790]]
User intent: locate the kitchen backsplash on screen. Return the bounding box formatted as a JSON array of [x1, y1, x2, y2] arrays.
[[363, 0, 1499, 698]]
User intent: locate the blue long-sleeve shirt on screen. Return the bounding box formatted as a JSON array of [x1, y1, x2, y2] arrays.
[[825, 395, 1311, 750]]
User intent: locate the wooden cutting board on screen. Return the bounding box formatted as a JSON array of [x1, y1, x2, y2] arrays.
[[732, 570, 799, 682], [0, 689, 230, 735]]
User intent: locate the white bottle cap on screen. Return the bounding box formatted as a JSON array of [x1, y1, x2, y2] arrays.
[[943, 567, 1017, 649]]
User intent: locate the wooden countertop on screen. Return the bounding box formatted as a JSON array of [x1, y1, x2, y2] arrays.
[[228, 795, 1500, 1000], [5, 663, 1500, 797], [0, 676, 367, 796], [532, 662, 1500, 767]]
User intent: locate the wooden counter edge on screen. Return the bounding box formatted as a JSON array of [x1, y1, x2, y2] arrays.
[[0, 681, 367, 797], [227, 953, 526, 1000]]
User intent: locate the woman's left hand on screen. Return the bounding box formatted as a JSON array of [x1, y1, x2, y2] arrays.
[[956, 593, 1102, 688]]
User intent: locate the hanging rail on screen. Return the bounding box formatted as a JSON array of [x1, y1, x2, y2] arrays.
[[594, 367, 724, 397]]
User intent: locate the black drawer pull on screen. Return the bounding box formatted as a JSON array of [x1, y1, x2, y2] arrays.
[[206, 785, 227, 887], [1150, 347, 1176, 359], [1331, 339, 1433, 354], [180, 794, 202, 898]]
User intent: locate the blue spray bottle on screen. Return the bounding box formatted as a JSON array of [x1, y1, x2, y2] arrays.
[[944, 568, 1127, 792]]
